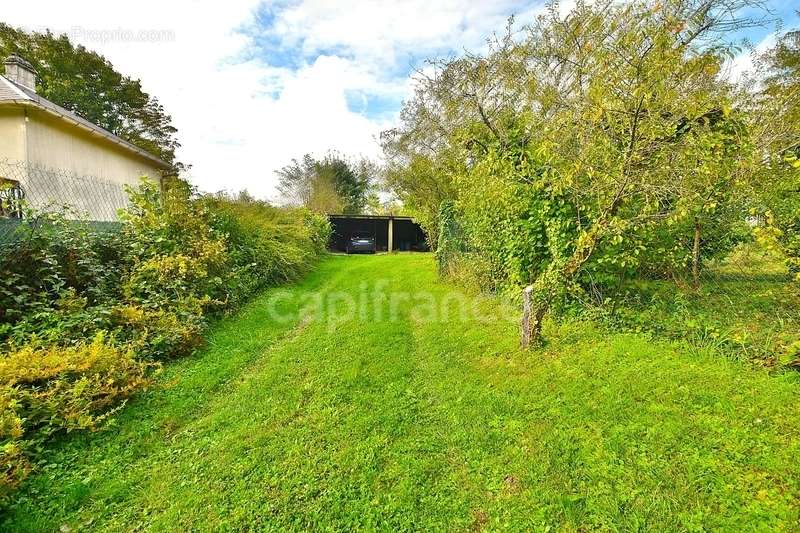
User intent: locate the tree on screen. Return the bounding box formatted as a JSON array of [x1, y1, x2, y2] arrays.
[[384, 0, 765, 344], [0, 24, 183, 171], [364, 192, 406, 216], [381, 152, 457, 251], [276, 154, 318, 207], [751, 23, 800, 279], [276, 153, 373, 214]]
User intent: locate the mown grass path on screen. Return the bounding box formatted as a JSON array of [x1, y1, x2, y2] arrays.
[[4, 254, 800, 531]]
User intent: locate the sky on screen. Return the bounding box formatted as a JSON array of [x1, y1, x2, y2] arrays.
[[2, 1, 797, 201]]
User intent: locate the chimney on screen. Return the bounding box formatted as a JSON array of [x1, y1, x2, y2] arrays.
[[3, 54, 37, 93]]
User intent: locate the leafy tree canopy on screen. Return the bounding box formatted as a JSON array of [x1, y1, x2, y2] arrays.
[[277, 153, 374, 214], [751, 20, 800, 276]]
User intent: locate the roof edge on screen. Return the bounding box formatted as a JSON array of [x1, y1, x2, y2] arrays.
[[0, 76, 172, 171], [328, 214, 414, 220]]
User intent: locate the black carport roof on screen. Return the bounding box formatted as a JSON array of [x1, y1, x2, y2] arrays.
[[328, 214, 415, 221]]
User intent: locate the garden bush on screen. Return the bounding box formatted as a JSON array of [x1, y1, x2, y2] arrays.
[[0, 334, 152, 498], [0, 178, 330, 498], [204, 193, 330, 306]]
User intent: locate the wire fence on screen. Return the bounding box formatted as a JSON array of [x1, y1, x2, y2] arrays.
[[438, 205, 800, 365], [0, 159, 133, 242]]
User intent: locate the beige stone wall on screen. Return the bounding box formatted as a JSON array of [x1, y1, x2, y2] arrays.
[[25, 109, 162, 185], [0, 107, 26, 163]]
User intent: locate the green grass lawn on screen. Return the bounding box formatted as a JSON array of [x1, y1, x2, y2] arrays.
[[3, 254, 799, 531]]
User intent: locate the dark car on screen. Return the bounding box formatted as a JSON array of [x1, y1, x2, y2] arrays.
[[346, 232, 376, 254]]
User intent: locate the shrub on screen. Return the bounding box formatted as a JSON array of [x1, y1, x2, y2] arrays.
[[0, 213, 121, 344], [204, 195, 329, 306], [121, 179, 230, 307], [0, 334, 152, 496], [0, 177, 331, 500], [110, 303, 205, 360]]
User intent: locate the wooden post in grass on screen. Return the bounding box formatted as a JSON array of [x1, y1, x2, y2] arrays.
[[388, 217, 394, 253], [692, 217, 701, 289], [521, 285, 534, 349]]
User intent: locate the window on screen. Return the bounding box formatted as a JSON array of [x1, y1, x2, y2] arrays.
[[0, 178, 24, 219]]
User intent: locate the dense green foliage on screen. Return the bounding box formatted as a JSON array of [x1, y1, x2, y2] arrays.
[[382, 152, 457, 248], [383, 0, 799, 344], [0, 180, 330, 497], [276, 153, 374, 214], [0, 24, 181, 169], [4, 255, 799, 530], [752, 27, 800, 279]]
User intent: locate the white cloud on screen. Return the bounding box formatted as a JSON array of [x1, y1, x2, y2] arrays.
[[2, 1, 550, 200], [726, 33, 777, 82]]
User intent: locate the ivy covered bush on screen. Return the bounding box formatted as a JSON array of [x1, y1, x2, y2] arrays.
[[0, 178, 330, 496]]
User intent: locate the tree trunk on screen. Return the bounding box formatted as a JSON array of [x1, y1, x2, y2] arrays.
[[526, 303, 547, 348], [522, 227, 603, 348], [692, 217, 701, 289]]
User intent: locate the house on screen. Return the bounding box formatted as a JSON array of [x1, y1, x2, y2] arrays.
[[0, 54, 172, 221]]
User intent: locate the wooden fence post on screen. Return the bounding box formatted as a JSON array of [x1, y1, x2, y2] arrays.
[[521, 285, 534, 349]]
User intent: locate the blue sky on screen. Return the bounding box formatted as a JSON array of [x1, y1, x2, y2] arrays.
[[2, 0, 798, 199], [231, 0, 799, 132], [235, 0, 552, 122], [239, 0, 798, 121], [727, 1, 799, 57], [737, 1, 799, 41]]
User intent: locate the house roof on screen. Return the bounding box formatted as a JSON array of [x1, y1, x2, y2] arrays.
[[0, 74, 172, 170]]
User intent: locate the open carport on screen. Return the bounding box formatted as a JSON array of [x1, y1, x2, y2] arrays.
[[328, 214, 428, 253]]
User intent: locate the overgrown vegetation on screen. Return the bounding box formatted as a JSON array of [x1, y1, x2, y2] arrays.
[[0, 179, 330, 498], [383, 0, 799, 351], [751, 25, 800, 279]]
